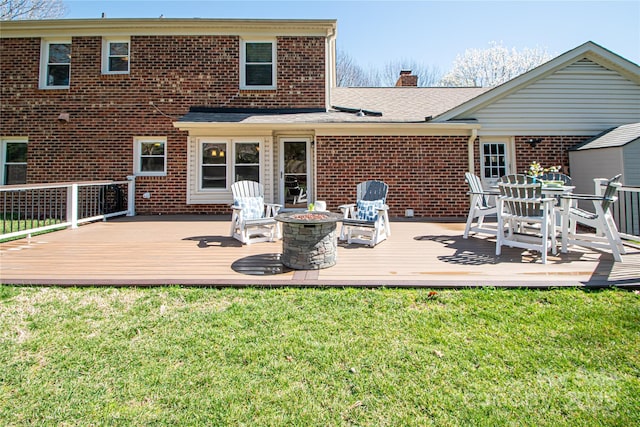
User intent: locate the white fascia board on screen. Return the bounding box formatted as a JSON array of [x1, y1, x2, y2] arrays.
[[434, 41, 640, 122], [476, 128, 608, 137], [0, 18, 337, 38], [173, 121, 481, 136]]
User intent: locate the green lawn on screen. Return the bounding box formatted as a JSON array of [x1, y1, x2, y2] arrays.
[[0, 215, 65, 242], [1, 286, 638, 426]]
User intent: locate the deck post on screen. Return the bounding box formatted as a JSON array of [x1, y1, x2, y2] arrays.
[[127, 175, 136, 216], [68, 183, 79, 229]]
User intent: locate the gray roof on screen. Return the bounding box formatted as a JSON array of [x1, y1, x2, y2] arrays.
[[177, 87, 490, 125], [177, 110, 359, 124], [570, 122, 640, 151], [331, 87, 490, 122]]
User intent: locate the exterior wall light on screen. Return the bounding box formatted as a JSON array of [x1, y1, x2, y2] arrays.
[[527, 138, 543, 148]]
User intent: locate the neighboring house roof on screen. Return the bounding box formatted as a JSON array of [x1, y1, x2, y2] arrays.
[[433, 41, 640, 123], [569, 122, 640, 151]]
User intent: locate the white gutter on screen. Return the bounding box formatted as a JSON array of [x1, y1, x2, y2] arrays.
[[467, 128, 478, 174], [174, 121, 481, 134]]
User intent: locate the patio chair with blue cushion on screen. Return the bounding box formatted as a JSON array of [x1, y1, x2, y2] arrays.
[[230, 180, 282, 244], [339, 180, 390, 247]]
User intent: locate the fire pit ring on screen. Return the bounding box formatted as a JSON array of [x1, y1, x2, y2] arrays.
[[275, 211, 343, 270]]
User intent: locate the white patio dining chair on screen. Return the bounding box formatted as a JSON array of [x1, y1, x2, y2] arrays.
[[339, 180, 390, 247], [496, 177, 557, 264], [230, 180, 282, 244], [463, 172, 498, 239], [560, 175, 625, 262]]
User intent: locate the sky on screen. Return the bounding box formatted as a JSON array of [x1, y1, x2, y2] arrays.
[[62, 0, 640, 73]]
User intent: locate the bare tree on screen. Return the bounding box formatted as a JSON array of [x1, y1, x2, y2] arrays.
[[337, 50, 444, 87], [336, 48, 380, 87], [0, 0, 66, 20], [379, 59, 442, 87], [440, 41, 554, 87]]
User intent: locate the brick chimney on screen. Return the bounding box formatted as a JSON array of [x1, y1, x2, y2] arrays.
[[395, 70, 418, 87]]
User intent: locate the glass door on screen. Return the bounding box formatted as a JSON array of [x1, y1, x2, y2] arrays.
[[481, 142, 509, 188], [281, 139, 310, 209]]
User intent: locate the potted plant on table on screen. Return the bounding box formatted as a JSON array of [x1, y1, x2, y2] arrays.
[[526, 162, 564, 187]]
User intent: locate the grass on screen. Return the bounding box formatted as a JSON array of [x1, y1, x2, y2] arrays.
[[1, 286, 638, 426], [0, 215, 65, 243]]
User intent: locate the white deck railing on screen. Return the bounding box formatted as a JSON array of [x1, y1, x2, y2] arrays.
[[594, 178, 640, 241], [1, 178, 136, 240]]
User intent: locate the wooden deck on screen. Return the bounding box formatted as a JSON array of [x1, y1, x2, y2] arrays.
[[1, 215, 639, 288]]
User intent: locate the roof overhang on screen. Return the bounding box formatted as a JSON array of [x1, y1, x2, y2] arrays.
[[0, 18, 338, 38], [174, 120, 481, 137]]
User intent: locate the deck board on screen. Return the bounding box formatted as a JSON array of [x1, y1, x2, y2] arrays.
[[1, 215, 638, 288]]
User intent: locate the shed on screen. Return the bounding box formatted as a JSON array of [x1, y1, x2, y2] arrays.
[[569, 123, 640, 194]]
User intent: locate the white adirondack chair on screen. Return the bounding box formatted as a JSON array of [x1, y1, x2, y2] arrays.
[[496, 177, 557, 264], [339, 180, 390, 247], [463, 172, 498, 239], [560, 175, 625, 262], [230, 180, 282, 244]]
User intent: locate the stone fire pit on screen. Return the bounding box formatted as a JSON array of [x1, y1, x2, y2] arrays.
[[275, 211, 343, 270]]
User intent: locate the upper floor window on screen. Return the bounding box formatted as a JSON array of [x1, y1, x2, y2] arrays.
[[240, 39, 276, 90], [1, 138, 27, 185], [40, 39, 71, 89], [102, 38, 130, 74], [134, 137, 166, 176]]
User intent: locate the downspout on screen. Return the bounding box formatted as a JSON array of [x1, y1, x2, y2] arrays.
[[467, 128, 478, 174], [325, 24, 337, 110]]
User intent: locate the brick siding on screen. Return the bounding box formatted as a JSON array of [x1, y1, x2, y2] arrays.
[[511, 136, 582, 176], [1, 35, 326, 215], [318, 135, 590, 219], [1, 35, 592, 218], [316, 135, 472, 218]]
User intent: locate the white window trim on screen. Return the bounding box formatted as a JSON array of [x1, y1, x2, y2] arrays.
[[240, 38, 277, 90], [231, 138, 264, 185], [133, 137, 167, 177], [196, 138, 264, 193], [479, 137, 515, 188], [102, 37, 130, 74], [199, 139, 230, 192], [1, 137, 28, 185], [39, 38, 71, 89]]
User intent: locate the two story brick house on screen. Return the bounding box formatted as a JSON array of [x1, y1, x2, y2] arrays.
[[1, 18, 639, 219]]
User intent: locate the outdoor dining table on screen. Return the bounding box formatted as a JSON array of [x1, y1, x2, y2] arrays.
[[491, 183, 576, 254]]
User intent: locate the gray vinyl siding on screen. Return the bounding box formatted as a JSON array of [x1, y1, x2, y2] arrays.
[[623, 141, 640, 186], [469, 59, 640, 135], [569, 147, 623, 195]]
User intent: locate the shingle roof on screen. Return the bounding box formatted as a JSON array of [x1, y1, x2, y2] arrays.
[[176, 87, 490, 125], [570, 122, 640, 151], [178, 110, 360, 124], [331, 87, 490, 122]]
